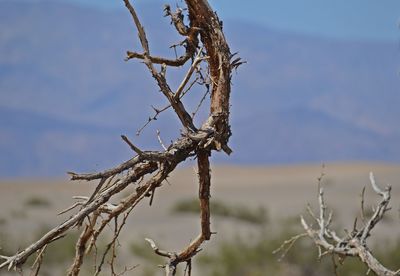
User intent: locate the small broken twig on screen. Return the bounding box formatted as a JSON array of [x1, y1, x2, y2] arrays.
[[121, 135, 143, 155]]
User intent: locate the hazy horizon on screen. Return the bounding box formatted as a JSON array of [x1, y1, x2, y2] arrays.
[[0, 0, 399, 177]]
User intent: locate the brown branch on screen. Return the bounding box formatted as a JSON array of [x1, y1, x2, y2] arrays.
[[1, 133, 201, 270], [176, 149, 212, 261], [85, 146, 196, 255], [0, 162, 157, 270], [67, 156, 142, 181], [196, 149, 212, 240], [136, 76, 199, 136], [174, 49, 207, 99], [125, 51, 193, 67], [164, 5, 188, 36], [145, 239, 173, 258], [124, 0, 197, 132], [185, 0, 232, 154], [184, 260, 192, 276], [94, 208, 134, 276], [1, 0, 235, 274], [145, 149, 212, 275], [84, 177, 107, 206], [68, 223, 94, 276], [192, 89, 210, 119], [125, 4, 199, 67], [123, 0, 149, 53], [121, 135, 143, 155], [29, 245, 47, 276]]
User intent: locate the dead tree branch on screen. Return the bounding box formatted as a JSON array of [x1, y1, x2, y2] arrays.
[[0, 0, 238, 275], [280, 172, 399, 276]]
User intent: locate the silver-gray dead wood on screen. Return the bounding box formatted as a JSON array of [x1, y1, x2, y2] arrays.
[[277, 172, 400, 276], [0, 0, 241, 275]]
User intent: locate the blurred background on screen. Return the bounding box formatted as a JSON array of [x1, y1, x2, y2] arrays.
[[0, 0, 399, 177], [1, 1, 400, 275]]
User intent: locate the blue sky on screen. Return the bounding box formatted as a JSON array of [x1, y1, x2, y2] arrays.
[[20, 0, 399, 42]]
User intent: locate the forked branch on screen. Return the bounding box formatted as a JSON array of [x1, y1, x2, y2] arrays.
[[278, 172, 399, 276], [0, 0, 236, 275]]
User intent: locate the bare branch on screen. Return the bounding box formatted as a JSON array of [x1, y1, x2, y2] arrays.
[[145, 238, 173, 258], [67, 156, 141, 181], [125, 3, 200, 67], [360, 172, 391, 242], [29, 245, 47, 276], [0, 162, 157, 270], [125, 50, 193, 67], [164, 5, 189, 36], [124, 0, 197, 132], [360, 186, 366, 223], [272, 233, 308, 261], [121, 135, 143, 155], [296, 172, 399, 276], [174, 49, 207, 99], [1, 0, 236, 274], [192, 89, 210, 119], [68, 223, 94, 276], [156, 130, 168, 151], [144, 149, 212, 275], [136, 76, 200, 136]]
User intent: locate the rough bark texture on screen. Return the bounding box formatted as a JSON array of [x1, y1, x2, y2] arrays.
[[186, 0, 232, 154], [0, 0, 237, 275]]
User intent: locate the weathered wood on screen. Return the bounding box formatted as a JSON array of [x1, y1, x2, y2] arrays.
[[0, 1, 235, 274]]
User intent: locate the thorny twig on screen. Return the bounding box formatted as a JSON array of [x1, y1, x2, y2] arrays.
[[277, 172, 399, 276], [0, 0, 237, 275], [135, 50, 208, 136], [272, 233, 307, 261], [29, 245, 47, 276]]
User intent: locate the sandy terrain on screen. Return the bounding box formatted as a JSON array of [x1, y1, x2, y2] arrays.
[[0, 162, 399, 274]]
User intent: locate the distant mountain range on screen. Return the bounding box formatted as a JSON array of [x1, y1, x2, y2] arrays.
[[0, 1, 399, 177]]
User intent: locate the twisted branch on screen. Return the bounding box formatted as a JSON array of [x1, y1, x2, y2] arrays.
[[0, 0, 236, 275], [284, 172, 399, 276]]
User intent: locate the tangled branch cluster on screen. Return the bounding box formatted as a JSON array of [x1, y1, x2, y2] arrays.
[[0, 1, 242, 275], [276, 172, 400, 276]]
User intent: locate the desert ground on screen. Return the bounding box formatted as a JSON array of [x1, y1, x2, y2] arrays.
[[0, 162, 399, 275]]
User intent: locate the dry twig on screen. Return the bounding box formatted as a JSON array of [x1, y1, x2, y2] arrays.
[[279, 172, 399, 276], [0, 0, 237, 275]]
